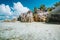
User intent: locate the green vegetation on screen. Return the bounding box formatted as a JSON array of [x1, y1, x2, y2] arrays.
[[34, 7, 37, 13], [54, 1, 60, 7], [39, 4, 46, 11], [47, 7, 53, 12]]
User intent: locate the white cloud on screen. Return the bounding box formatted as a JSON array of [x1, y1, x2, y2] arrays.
[[0, 4, 12, 15], [0, 2, 30, 20], [13, 2, 30, 15]]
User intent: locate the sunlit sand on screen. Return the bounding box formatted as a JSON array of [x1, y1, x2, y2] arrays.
[[0, 21, 60, 40]]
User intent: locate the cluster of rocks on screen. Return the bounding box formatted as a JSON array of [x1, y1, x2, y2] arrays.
[[18, 10, 49, 22]]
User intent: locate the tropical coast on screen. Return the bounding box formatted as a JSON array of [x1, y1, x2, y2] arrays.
[[0, 0, 60, 40]]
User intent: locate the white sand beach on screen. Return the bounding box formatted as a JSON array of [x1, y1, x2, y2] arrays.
[[0, 21, 60, 40]]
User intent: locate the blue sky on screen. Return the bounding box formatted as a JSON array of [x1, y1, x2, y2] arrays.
[[0, 0, 60, 10], [0, 0, 60, 20]]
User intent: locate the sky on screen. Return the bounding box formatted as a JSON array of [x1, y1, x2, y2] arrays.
[[0, 0, 60, 10], [0, 0, 60, 20]]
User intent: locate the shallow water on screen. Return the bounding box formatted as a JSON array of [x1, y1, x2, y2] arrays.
[[0, 21, 60, 40]]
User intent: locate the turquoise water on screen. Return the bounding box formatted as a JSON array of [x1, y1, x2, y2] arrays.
[[0, 22, 60, 40]]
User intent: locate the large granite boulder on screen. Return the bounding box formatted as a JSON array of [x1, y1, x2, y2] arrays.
[[46, 6, 60, 23]]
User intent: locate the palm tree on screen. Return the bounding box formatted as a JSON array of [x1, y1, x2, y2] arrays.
[[33, 7, 39, 22], [47, 8, 52, 12], [39, 4, 46, 11], [54, 1, 60, 7], [33, 7, 37, 13]]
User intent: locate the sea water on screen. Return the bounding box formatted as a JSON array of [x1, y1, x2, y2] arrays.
[[0, 21, 60, 40]]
